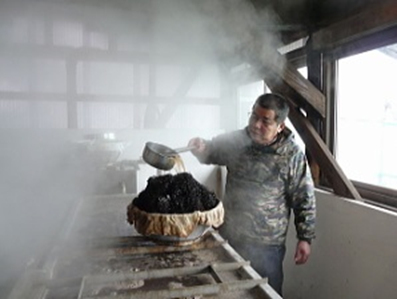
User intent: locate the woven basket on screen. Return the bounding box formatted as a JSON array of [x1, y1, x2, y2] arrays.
[[127, 201, 224, 238]]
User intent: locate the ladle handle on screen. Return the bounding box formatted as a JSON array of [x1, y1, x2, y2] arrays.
[[172, 145, 197, 153]]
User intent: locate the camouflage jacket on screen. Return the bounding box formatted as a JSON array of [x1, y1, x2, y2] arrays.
[[196, 127, 316, 245]]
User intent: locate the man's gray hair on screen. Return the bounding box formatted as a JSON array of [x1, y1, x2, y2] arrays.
[[254, 93, 289, 123]]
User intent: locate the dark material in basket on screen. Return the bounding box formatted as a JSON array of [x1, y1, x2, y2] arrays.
[[132, 172, 219, 214]]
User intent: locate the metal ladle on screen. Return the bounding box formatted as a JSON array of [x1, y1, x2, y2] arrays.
[[142, 142, 196, 170]]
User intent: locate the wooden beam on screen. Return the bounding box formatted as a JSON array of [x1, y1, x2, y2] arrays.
[[0, 91, 219, 105], [232, 56, 326, 120], [288, 102, 361, 200], [153, 66, 201, 127], [306, 43, 324, 185], [312, 1, 397, 51], [133, 64, 142, 129], [264, 76, 362, 200], [219, 64, 238, 130], [0, 43, 214, 65], [323, 58, 337, 155], [66, 60, 78, 129], [249, 50, 326, 117], [267, 54, 326, 117], [352, 180, 397, 209]]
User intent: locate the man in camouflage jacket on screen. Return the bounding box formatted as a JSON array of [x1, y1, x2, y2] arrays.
[[189, 93, 316, 295]]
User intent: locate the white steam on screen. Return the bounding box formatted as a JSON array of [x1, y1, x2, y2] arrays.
[[0, 0, 285, 296]]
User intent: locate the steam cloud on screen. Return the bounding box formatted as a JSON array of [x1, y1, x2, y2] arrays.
[[0, 0, 284, 296]]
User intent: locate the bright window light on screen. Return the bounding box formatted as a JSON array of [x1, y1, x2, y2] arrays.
[[337, 44, 397, 190]]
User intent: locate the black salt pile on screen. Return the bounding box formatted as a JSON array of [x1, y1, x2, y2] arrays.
[[132, 172, 219, 214]]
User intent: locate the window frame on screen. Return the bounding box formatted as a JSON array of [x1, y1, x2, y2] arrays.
[[287, 27, 397, 209], [329, 28, 397, 209]]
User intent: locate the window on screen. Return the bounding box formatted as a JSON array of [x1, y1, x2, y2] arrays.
[[238, 81, 265, 128], [337, 44, 397, 191]]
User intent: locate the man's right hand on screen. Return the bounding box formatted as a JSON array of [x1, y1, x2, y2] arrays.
[[188, 137, 206, 155], [294, 240, 311, 265]]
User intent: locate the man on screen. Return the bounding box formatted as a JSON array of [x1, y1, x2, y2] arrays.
[[188, 93, 316, 295]]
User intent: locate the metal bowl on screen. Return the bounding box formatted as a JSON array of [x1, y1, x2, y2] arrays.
[[142, 142, 195, 170], [142, 142, 177, 170]]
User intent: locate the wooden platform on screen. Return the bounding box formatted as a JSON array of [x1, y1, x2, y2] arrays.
[[7, 194, 281, 299]]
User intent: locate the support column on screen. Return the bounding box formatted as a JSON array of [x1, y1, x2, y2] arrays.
[[66, 59, 78, 129]]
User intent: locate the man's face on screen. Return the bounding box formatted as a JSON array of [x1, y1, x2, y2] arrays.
[[248, 104, 285, 145]]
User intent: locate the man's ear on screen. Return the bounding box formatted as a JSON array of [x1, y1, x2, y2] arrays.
[[277, 122, 285, 133]]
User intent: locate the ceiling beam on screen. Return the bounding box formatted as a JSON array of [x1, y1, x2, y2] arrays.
[[312, 1, 397, 51], [0, 91, 219, 105], [152, 66, 201, 127], [0, 43, 213, 65], [238, 50, 326, 117]]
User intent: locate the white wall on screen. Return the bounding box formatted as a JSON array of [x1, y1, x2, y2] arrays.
[[284, 190, 397, 299]]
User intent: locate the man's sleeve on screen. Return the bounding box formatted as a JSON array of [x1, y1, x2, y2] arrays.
[[289, 151, 316, 242], [195, 134, 232, 166]]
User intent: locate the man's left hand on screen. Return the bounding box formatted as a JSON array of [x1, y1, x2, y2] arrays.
[[294, 240, 311, 265]]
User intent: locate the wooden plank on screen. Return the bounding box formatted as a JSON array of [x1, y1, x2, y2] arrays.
[[306, 44, 324, 185], [209, 265, 224, 283], [59, 232, 226, 259], [212, 232, 282, 299], [82, 278, 268, 299], [264, 76, 362, 200], [11, 215, 281, 299], [77, 249, 273, 299], [66, 59, 78, 129], [83, 261, 250, 285], [323, 59, 337, 153], [236, 53, 326, 117], [288, 105, 361, 199], [312, 1, 397, 50], [0, 91, 219, 105], [258, 51, 326, 117], [0, 43, 212, 65], [153, 66, 201, 127]]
